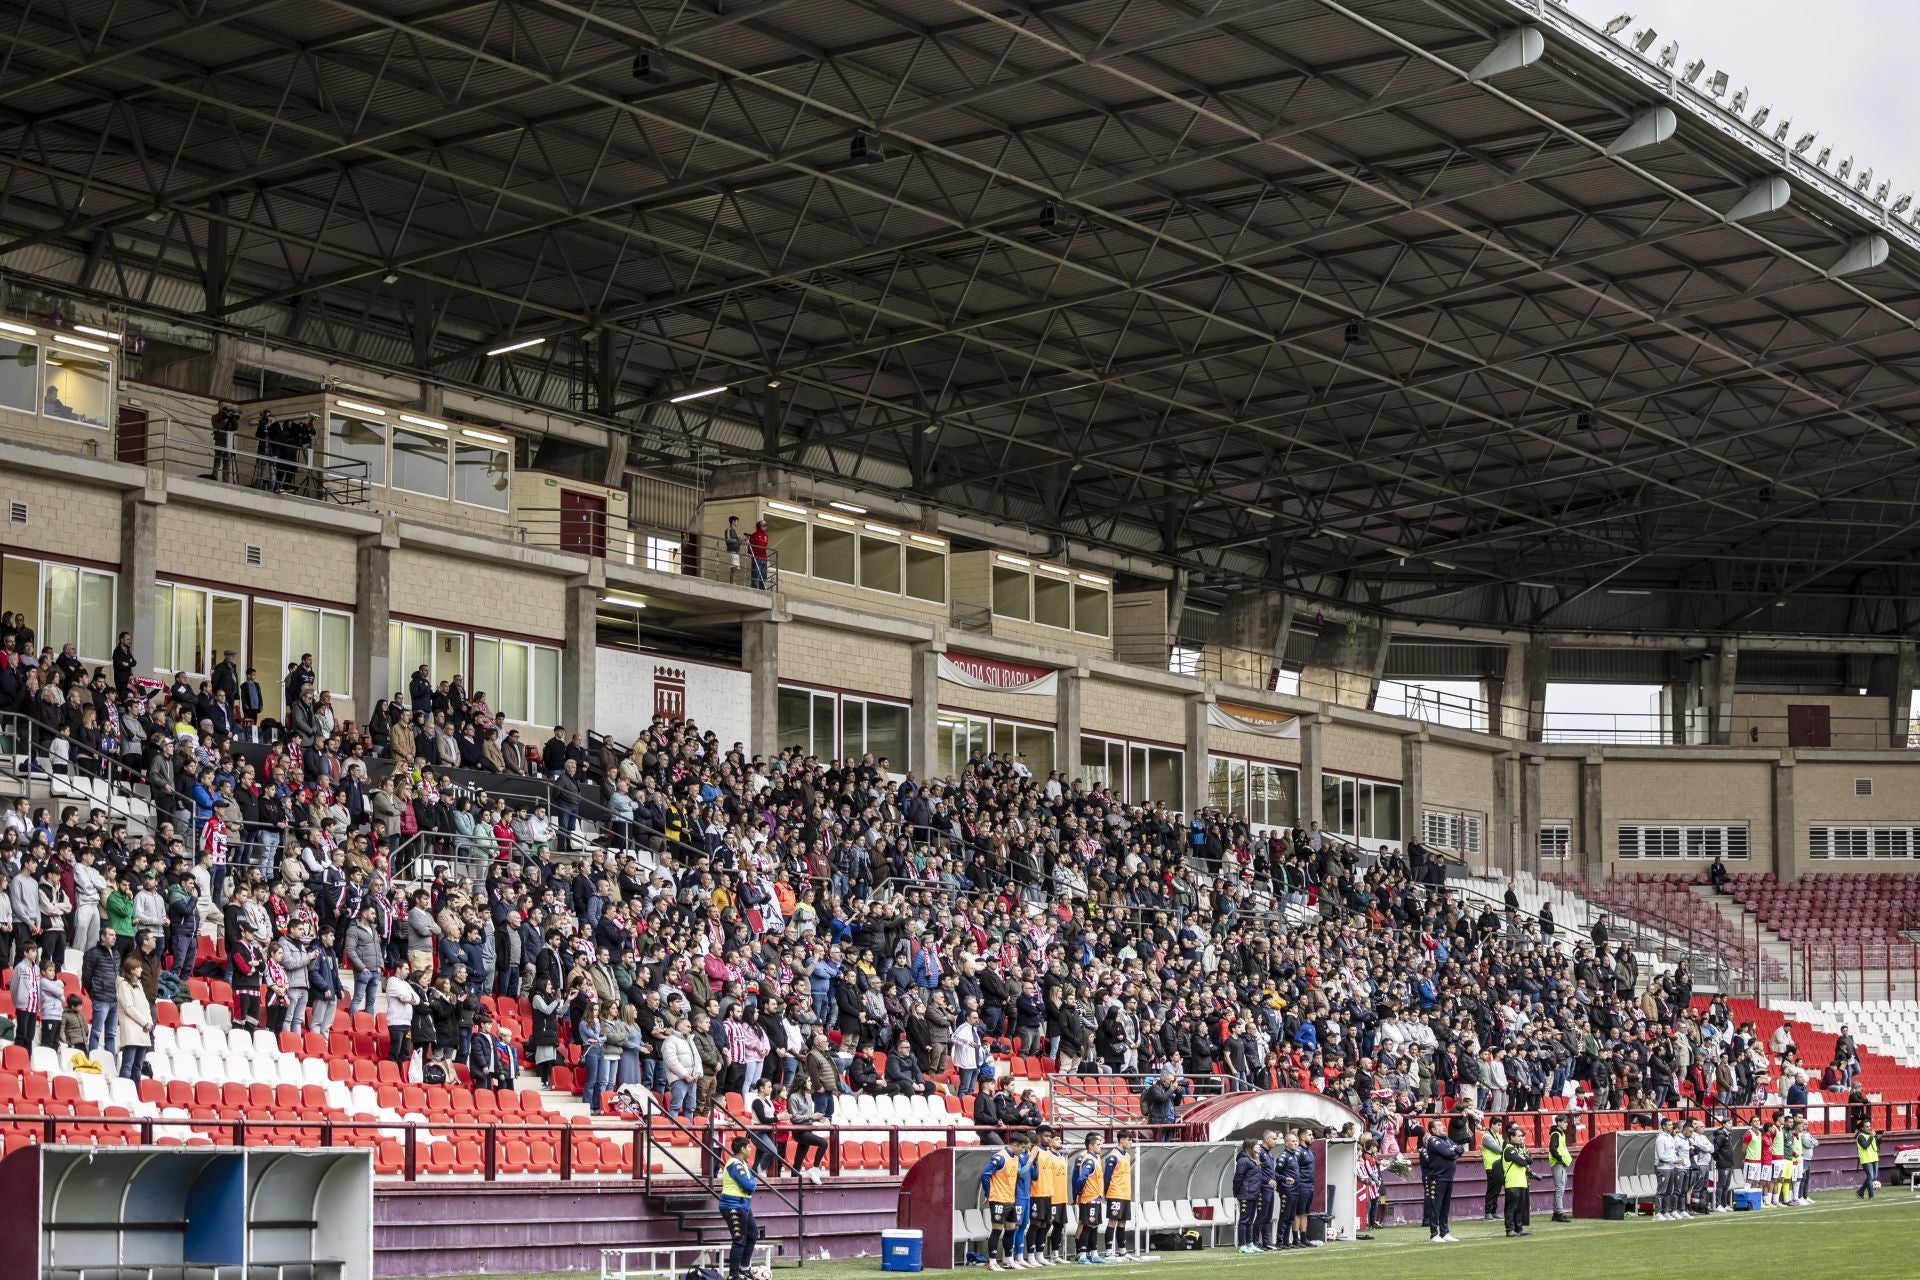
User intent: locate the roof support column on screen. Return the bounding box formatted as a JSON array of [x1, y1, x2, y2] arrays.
[[1494, 640, 1548, 741], [742, 614, 782, 761], [1869, 646, 1916, 748], [1300, 619, 1390, 710], [1215, 589, 1293, 691], [1578, 750, 1605, 887], [1706, 640, 1740, 746], [910, 640, 942, 781]]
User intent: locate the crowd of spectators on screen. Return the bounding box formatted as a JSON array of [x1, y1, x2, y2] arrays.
[[0, 618, 1857, 1149]]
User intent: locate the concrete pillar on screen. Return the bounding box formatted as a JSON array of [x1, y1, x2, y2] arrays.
[[1870, 646, 1916, 748], [351, 535, 395, 717], [1519, 754, 1544, 879], [205, 334, 240, 400], [1773, 753, 1798, 883], [1479, 673, 1507, 737], [1299, 619, 1390, 710], [1706, 639, 1740, 745], [561, 577, 600, 741], [1488, 749, 1512, 877], [909, 641, 941, 781], [1216, 591, 1293, 689], [1399, 731, 1426, 859], [741, 616, 781, 761], [1055, 664, 1084, 785], [1662, 682, 1689, 745], [1299, 711, 1328, 829], [1183, 691, 1211, 816], [1578, 750, 1605, 886], [118, 492, 159, 676], [1494, 640, 1550, 741]]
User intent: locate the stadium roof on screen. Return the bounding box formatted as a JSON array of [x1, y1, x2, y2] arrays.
[[4, 0, 1920, 640]]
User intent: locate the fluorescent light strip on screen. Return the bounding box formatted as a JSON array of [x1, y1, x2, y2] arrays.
[[1076, 572, 1110, 586], [398, 413, 447, 431], [908, 534, 947, 549], [766, 501, 808, 516], [334, 399, 387, 417], [669, 385, 728, 404], [1035, 563, 1072, 576], [1519, 581, 1554, 590], [74, 325, 122, 341], [603, 595, 648, 610], [0, 321, 35, 337], [460, 428, 511, 445], [1434, 561, 1458, 570], [863, 522, 902, 537], [829, 501, 867, 514], [995, 555, 1032, 568], [817, 512, 856, 526], [1606, 589, 1652, 596], [487, 337, 544, 356], [52, 334, 111, 352]]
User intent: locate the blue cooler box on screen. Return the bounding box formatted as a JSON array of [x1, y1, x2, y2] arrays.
[[1733, 1190, 1765, 1212], [883, 1228, 924, 1272]]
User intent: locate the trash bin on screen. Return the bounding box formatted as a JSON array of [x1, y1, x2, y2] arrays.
[[1305, 1213, 1330, 1243], [882, 1228, 925, 1272], [1601, 1193, 1628, 1220]]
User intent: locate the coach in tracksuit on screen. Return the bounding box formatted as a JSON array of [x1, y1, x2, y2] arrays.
[[1254, 1130, 1282, 1249], [1422, 1121, 1463, 1242], [1290, 1130, 1316, 1247]]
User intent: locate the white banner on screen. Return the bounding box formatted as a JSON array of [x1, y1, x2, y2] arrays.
[[938, 652, 1059, 696], [1207, 702, 1300, 738]]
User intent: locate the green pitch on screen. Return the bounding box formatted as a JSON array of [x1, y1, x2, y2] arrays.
[[440, 1190, 1914, 1280]]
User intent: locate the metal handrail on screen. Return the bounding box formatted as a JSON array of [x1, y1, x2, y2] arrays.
[[516, 509, 779, 590], [0, 710, 166, 843], [120, 414, 371, 507]]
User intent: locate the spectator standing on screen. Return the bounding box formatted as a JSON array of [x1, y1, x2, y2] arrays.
[[116, 955, 154, 1080]]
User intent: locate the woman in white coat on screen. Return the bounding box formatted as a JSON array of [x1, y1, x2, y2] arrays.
[[116, 955, 155, 1080]]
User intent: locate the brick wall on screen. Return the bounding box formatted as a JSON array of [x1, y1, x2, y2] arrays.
[[1540, 758, 1581, 826], [1425, 740, 1496, 815], [157, 501, 356, 603], [1603, 758, 1773, 866], [1082, 677, 1186, 744], [780, 622, 913, 698], [0, 471, 121, 562], [390, 547, 566, 640], [1733, 693, 1889, 748], [1323, 722, 1401, 780], [1797, 759, 1920, 824]]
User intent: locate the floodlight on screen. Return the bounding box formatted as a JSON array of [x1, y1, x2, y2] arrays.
[[1749, 104, 1768, 129], [1875, 181, 1891, 203], [1730, 86, 1748, 112], [1792, 132, 1816, 154], [1708, 70, 1728, 97], [631, 51, 667, 84], [1837, 156, 1852, 179], [1815, 146, 1831, 168], [1772, 119, 1789, 143], [1343, 320, 1370, 346], [1681, 58, 1704, 84], [1632, 28, 1657, 54], [1893, 194, 1912, 216], [850, 133, 886, 165], [1857, 167, 1873, 192], [1658, 41, 1678, 69], [1602, 14, 1632, 37]]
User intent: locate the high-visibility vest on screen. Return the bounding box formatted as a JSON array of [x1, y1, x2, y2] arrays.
[[720, 1159, 754, 1202], [1503, 1149, 1529, 1190], [1860, 1134, 1880, 1165], [1104, 1151, 1133, 1200], [1037, 1149, 1068, 1200], [1549, 1130, 1572, 1167], [1482, 1135, 1504, 1171], [1744, 1132, 1763, 1161], [1075, 1153, 1103, 1203], [987, 1152, 1020, 1204]]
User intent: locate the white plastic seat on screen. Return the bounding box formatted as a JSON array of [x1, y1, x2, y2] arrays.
[[252, 1028, 279, 1058], [301, 1057, 331, 1086], [203, 1002, 233, 1031], [31, 1044, 60, 1075], [174, 1025, 205, 1057], [152, 1024, 177, 1055], [177, 1002, 204, 1028], [108, 1077, 141, 1109]]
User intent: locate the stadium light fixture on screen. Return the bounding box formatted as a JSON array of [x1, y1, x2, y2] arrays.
[[1772, 119, 1790, 143], [486, 336, 543, 356], [1893, 194, 1912, 216], [1793, 132, 1816, 154], [1857, 166, 1873, 192], [1749, 104, 1769, 129], [1837, 156, 1853, 180], [381, 272, 399, 285], [631, 50, 667, 84], [1815, 146, 1831, 168], [828, 501, 867, 514], [1731, 86, 1749, 113], [850, 133, 886, 165], [1658, 41, 1678, 69], [669, 385, 728, 403], [1343, 320, 1370, 346], [1606, 589, 1652, 596], [1875, 181, 1891, 203], [1575, 411, 1593, 430], [335, 399, 387, 417], [1708, 70, 1728, 97], [1632, 28, 1657, 54], [0, 321, 36, 337], [1681, 59, 1704, 85], [1602, 14, 1632, 37], [604, 595, 648, 610]]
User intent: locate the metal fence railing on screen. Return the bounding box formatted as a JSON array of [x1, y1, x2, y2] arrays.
[[118, 414, 371, 507], [515, 509, 777, 589]]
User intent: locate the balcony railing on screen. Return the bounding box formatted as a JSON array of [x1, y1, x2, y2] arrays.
[[118, 415, 371, 507], [516, 509, 777, 590]]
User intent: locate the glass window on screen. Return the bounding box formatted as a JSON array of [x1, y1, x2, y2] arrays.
[[777, 686, 836, 758], [78, 571, 114, 665], [846, 698, 909, 768], [318, 612, 350, 694], [812, 525, 856, 584], [390, 423, 449, 497], [763, 514, 807, 576], [43, 565, 78, 658], [1369, 783, 1401, 842], [474, 637, 501, 714], [1080, 734, 1122, 792], [1014, 724, 1055, 776], [42, 352, 110, 427], [1145, 746, 1184, 809], [1074, 585, 1109, 636], [499, 640, 529, 722], [905, 545, 945, 603], [34, 563, 117, 665], [858, 535, 901, 593], [936, 713, 989, 777], [0, 338, 39, 412], [2, 556, 41, 635], [992, 567, 1030, 620], [326, 414, 387, 486], [169, 584, 209, 675], [532, 645, 560, 726], [1033, 573, 1070, 628], [454, 440, 510, 509]]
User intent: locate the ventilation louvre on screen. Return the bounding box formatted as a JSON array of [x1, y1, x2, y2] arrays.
[[244, 544, 263, 567], [6, 501, 25, 525], [1856, 777, 1874, 797]]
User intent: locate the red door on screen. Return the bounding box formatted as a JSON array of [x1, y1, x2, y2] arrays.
[[559, 489, 606, 557], [116, 407, 150, 465], [1786, 704, 1831, 748]]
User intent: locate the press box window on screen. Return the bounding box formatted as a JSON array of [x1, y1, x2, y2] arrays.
[[811, 524, 856, 584], [1033, 573, 1071, 628], [327, 413, 387, 486], [43, 352, 110, 427], [858, 534, 901, 593], [992, 566, 1030, 620], [1073, 585, 1109, 636], [0, 338, 40, 413], [763, 514, 807, 576]]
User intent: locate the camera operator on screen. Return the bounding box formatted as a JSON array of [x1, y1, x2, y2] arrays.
[[282, 413, 316, 496], [209, 401, 241, 482], [252, 409, 278, 490]]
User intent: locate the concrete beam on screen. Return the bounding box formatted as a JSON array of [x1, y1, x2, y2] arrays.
[[1488, 749, 1511, 877], [741, 616, 781, 761], [351, 534, 395, 715], [118, 491, 159, 678], [1055, 663, 1084, 786], [1299, 619, 1391, 710], [1216, 589, 1294, 668], [909, 640, 942, 781], [1869, 645, 1916, 748]]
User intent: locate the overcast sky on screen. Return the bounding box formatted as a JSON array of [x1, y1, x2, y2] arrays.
[[1569, 0, 1920, 185]]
